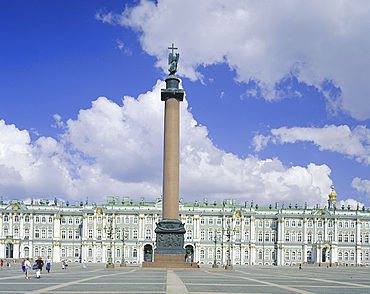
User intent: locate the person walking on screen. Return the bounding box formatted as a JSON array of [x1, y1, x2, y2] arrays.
[[24, 258, 31, 279], [21, 259, 26, 272], [1, 259, 3, 269], [46, 256, 52, 273], [35, 256, 44, 279]]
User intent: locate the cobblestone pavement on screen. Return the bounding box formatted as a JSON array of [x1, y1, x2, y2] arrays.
[[1, 263, 370, 294]]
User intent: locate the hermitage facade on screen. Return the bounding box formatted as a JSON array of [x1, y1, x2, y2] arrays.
[[1, 186, 370, 266]]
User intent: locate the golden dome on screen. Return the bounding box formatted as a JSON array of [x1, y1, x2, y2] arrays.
[[328, 184, 337, 200]]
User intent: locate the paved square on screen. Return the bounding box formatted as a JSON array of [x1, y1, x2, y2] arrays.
[[1, 263, 370, 293]]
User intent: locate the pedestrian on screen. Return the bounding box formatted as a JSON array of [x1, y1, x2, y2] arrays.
[[46, 256, 52, 273], [7, 262, 11, 269], [62, 260, 66, 269], [0, 259, 3, 269], [35, 256, 44, 279], [21, 259, 26, 272], [24, 258, 31, 279], [185, 254, 188, 262], [82, 260, 87, 268]]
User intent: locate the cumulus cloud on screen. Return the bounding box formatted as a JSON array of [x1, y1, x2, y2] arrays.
[[0, 82, 333, 206], [96, 0, 370, 120], [338, 198, 365, 210], [253, 125, 370, 165], [352, 177, 370, 198]]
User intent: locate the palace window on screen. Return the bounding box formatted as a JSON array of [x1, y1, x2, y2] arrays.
[[216, 249, 221, 260], [298, 233, 302, 242], [307, 233, 312, 243], [25, 229, 29, 237], [41, 229, 46, 238], [265, 232, 269, 242], [345, 222, 349, 228], [338, 251, 343, 261], [88, 216, 93, 223], [258, 220, 263, 227], [3, 215, 9, 222], [318, 220, 323, 227], [208, 249, 213, 259], [217, 218, 222, 225], [75, 218, 80, 225], [328, 220, 333, 227], [208, 218, 214, 225], [318, 232, 322, 241], [245, 250, 249, 260], [339, 221, 343, 228], [116, 216, 121, 224], [186, 229, 192, 241], [308, 220, 313, 227], [350, 252, 355, 261], [68, 217, 73, 224], [35, 247, 39, 256], [75, 230, 80, 239], [350, 221, 355, 228], [298, 251, 302, 260], [200, 230, 205, 240], [291, 232, 296, 242], [61, 217, 66, 224], [200, 249, 205, 259], [344, 233, 349, 243], [116, 248, 121, 258], [14, 215, 19, 222], [350, 233, 355, 243], [285, 220, 290, 227], [291, 220, 296, 227], [48, 229, 53, 238], [297, 220, 302, 227], [88, 248, 93, 258], [208, 230, 214, 241], [292, 251, 296, 261], [344, 252, 349, 260], [14, 228, 19, 237], [271, 232, 276, 242], [365, 235, 369, 243], [258, 232, 263, 242], [133, 248, 137, 258], [245, 218, 250, 226], [133, 216, 138, 224], [328, 233, 333, 242], [25, 215, 30, 222], [285, 251, 289, 260], [48, 216, 53, 223], [258, 250, 263, 260], [75, 248, 79, 258], [97, 229, 102, 240], [187, 216, 193, 224], [97, 216, 102, 223], [285, 232, 290, 242], [48, 247, 52, 256], [68, 230, 73, 239], [338, 233, 343, 242], [88, 229, 93, 239], [145, 216, 152, 224], [366, 222, 369, 229], [145, 229, 151, 239], [61, 248, 66, 258], [200, 218, 205, 225], [42, 216, 46, 223], [34, 229, 40, 238], [265, 220, 270, 227], [35, 216, 40, 223], [271, 221, 276, 228], [244, 231, 249, 241], [133, 229, 138, 239], [125, 216, 130, 224]]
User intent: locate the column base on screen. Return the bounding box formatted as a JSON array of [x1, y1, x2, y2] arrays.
[[106, 264, 114, 268]]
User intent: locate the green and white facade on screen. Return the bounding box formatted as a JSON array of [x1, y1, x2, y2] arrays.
[[1, 186, 370, 266]]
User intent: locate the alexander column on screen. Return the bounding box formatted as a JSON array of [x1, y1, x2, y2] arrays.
[[147, 44, 187, 267]]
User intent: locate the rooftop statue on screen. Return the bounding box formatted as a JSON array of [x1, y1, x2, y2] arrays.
[[168, 43, 179, 75]]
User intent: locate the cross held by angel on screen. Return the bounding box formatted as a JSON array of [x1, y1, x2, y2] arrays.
[[168, 43, 179, 75]]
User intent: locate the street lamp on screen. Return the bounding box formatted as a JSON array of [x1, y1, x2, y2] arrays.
[[213, 234, 219, 268], [120, 232, 128, 267], [225, 224, 234, 270], [104, 217, 118, 268]]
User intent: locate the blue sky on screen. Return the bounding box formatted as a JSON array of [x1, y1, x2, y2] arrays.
[[0, 0, 369, 208]]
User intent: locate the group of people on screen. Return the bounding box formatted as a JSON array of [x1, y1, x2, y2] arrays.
[[21, 256, 52, 279], [0, 259, 15, 269]]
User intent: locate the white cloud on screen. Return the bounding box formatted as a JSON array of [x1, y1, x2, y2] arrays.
[[253, 125, 370, 165], [352, 177, 370, 198], [96, 0, 370, 120], [338, 198, 364, 210], [0, 83, 332, 206]]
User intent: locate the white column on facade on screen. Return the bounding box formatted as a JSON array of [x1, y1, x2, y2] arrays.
[[356, 218, 362, 265], [303, 217, 307, 263], [250, 216, 256, 265], [277, 216, 284, 266]]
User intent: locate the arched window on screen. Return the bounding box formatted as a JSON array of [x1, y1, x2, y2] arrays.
[[133, 248, 137, 258], [338, 251, 343, 261], [200, 249, 205, 259], [258, 250, 263, 260], [88, 248, 93, 258]]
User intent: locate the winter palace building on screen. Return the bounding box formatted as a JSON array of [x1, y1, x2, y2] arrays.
[[1, 185, 370, 266]]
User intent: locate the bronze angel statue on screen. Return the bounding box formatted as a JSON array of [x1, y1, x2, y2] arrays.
[[168, 50, 179, 75]]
